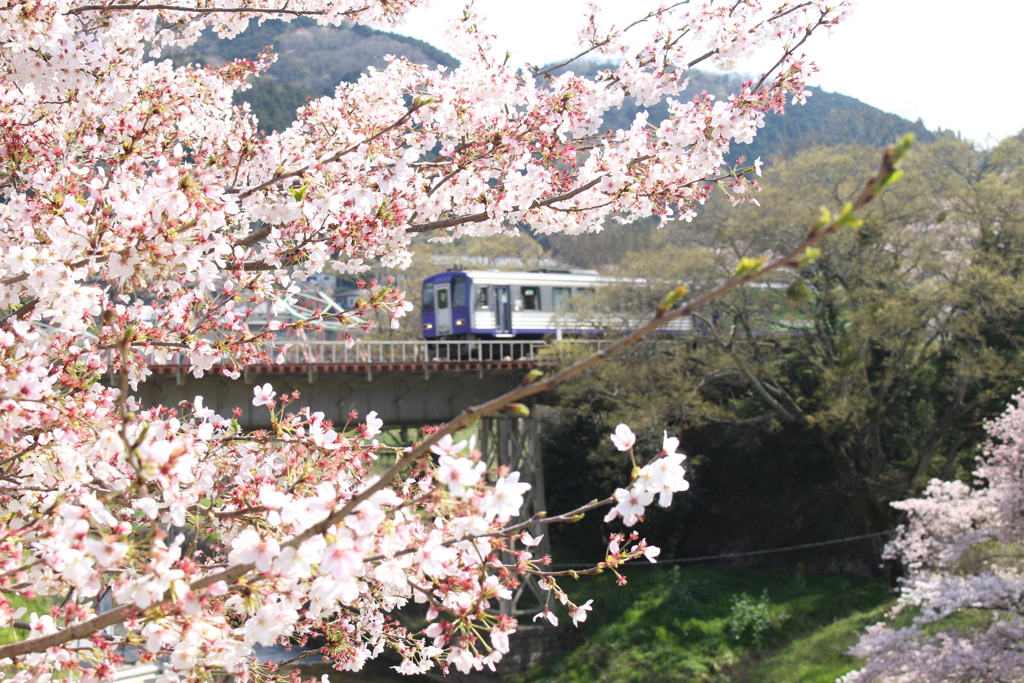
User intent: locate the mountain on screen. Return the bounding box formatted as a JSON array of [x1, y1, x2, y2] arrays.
[[164, 17, 459, 132], [165, 20, 932, 159], [545, 63, 934, 164]]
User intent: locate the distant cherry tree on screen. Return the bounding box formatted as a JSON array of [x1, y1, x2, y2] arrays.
[[843, 387, 1024, 682]]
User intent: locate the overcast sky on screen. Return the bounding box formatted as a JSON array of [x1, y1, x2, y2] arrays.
[[393, 0, 1023, 147]]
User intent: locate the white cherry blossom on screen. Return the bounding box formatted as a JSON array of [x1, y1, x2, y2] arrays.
[[252, 383, 276, 407], [610, 423, 636, 451], [436, 455, 485, 498], [845, 388, 1024, 682], [482, 471, 531, 522], [570, 599, 594, 626]]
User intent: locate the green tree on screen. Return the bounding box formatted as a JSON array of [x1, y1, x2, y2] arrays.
[[545, 136, 1024, 559]]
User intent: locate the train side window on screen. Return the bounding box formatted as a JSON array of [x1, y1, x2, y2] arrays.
[[552, 287, 571, 311], [521, 287, 540, 310], [453, 278, 467, 307], [437, 288, 449, 309], [575, 287, 595, 306], [422, 283, 435, 312], [477, 287, 489, 308]]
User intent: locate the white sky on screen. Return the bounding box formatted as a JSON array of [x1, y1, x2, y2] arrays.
[[393, 0, 1024, 146]]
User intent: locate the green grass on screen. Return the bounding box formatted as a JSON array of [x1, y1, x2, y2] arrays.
[[0, 594, 52, 646], [514, 565, 893, 683], [733, 603, 890, 682]]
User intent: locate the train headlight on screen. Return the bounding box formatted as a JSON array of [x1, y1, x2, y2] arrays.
[[455, 319, 465, 326], [423, 323, 433, 330]]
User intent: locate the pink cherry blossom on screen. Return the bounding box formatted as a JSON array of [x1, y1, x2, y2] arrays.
[[662, 431, 682, 457], [490, 625, 514, 654], [604, 486, 655, 526], [430, 434, 468, 457], [533, 608, 559, 627], [228, 527, 280, 573], [521, 531, 544, 547]]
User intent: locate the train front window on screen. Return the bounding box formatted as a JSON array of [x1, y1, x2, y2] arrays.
[[477, 287, 489, 308], [521, 287, 540, 310], [453, 278, 467, 307], [437, 288, 449, 309], [422, 283, 434, 312]]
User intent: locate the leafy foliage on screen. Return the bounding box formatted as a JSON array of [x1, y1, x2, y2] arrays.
[[727, 590, 787, 646], [541, 135, 1024, 568]]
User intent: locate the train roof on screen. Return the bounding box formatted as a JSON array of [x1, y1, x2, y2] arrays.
[[424, 270, 604, 286], [423, 270, 800, 292]]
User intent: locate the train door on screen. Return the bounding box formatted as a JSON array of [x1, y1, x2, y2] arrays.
[[435, 282, 452, 336], [494, 285, 512, 336]]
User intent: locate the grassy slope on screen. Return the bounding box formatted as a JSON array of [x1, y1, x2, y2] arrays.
[[515, 565, 892, 683], [734, 603, 889, 683], [0, 594, 52, 646]]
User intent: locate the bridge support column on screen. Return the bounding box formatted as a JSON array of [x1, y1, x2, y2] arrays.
[[478, 416, 551, 618]]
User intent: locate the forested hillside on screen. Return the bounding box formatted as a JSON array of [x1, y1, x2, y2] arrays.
[[164, 18, 458, 132], [165, 19, 932, 161]]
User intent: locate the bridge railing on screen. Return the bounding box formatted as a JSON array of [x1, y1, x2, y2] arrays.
[[283, 339, 618, 364], [143, 338, 615, 367], [281, 340, 550, 364]]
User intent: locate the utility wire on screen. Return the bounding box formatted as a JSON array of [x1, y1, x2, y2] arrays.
[[549, 530, 897, 568], [657, 530, 897, 565]]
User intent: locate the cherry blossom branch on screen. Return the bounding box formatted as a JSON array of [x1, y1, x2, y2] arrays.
[[405, 177, 606, 233], [230, 102, 426, 202], [1, 255, 107, 287], [226, 103, 428, 256], [749, 11, 823, 93], [531, 1, 692, 78]]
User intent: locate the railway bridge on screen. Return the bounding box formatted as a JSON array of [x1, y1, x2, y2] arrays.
[[132, 339, 595, 428]]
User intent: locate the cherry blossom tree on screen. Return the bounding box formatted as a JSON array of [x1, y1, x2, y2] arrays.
[[0, 0, 861, 680], [842, 387, 1024, 683]]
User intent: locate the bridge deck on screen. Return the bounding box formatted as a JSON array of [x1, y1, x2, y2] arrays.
[[147, 359, 544, 377]]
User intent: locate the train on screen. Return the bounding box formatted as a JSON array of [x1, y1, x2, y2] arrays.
[[420, 270, 695, 340]]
